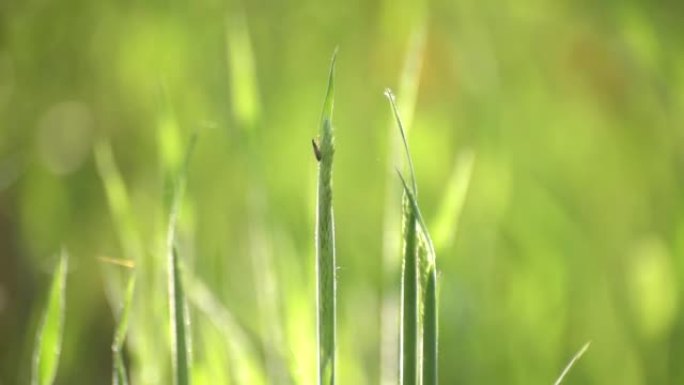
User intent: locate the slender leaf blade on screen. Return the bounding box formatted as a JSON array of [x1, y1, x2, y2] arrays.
[[112, 274, 136, 385], [553, 341, 591, 385], [399, 199, 418, 385], [422, 267, 437, 385], [316, 50, 337, 385], [31, 251, 68, 385]]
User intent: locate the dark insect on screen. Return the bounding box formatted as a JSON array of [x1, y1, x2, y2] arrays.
[[312, 138, 322, 162]]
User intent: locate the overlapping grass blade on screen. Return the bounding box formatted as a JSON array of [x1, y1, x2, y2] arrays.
[[389, 87, 439, 385], [187, 276, 266, 385], [112, 274, 136, 385], [167, 135, 197, 385], [31, 250, 68, 385], [553, 341, 591, 385], [315, 49, 337, 385], [399, 199, 418, 385], [397, 172, 438, 385], [380, 27, 426, 385]]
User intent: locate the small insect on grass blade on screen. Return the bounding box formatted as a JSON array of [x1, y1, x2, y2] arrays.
[[112, 274, 136, 385], [31, 251, 68, 385], [315, 49, 337, 385]]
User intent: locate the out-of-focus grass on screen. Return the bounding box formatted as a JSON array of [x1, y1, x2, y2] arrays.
[[2, 1, 684, 384], [31, 251, 68, 385], [112, 274, 135, 385]]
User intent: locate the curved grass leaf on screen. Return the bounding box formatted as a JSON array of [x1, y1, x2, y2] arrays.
[[553, 341, 591, 385], [31, 251, 68, 385], [315, 50, 337, 385], [112, 274, 136, 385]]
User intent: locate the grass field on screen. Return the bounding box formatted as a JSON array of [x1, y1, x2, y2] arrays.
[[1, 0, 684, 384]]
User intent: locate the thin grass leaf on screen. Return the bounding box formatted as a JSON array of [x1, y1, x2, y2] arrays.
[[226, 11, 261, 130], [421, 267, 437, 385], [384, 88, 417, 195], [188, 276, 267, 385], [380, 31, 426, 385], [31, 251, 68, 385], [167, 136, 197, 385], [399, 200, 418, 385], [553, 341, 591, 385], [397, 172, 438, 385], [170, 247, 191, 385], [432, 150, 475, 250], [112, 274, 136, 385], [315, 50, 337, 385]]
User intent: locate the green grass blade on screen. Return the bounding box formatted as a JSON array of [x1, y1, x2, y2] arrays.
[[385, 88, 417, 195], [400, 200, 418, 385], [432, 150, 475, 250], [315, 50, 337, 385], [421, 267, 437, 385], [187, 276, 267, 385], [381, 30, 425, 385], [170, 247, 191, 385], [553, 341, 591, 385], [167, 136, 197, 385], [31, 250, 68, 385], [112, 274, 136, 385], [397, 172, 438, 385]]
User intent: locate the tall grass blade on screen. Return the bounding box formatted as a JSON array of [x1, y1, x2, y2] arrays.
[[31, 250, 68, 385], [399, 199, 418, 385], [112, 274, 136, 385], [169, 247, 191, 385], [380, 29, 425, 385], [315, 50, 337, 385], [432, 150, 475, 250], [421, 268, 437, 385], [553, 341, 591, 385], [167, 135, 197, 385]]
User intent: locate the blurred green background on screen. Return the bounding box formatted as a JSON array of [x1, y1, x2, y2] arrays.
[[1, 0, 684, 384]]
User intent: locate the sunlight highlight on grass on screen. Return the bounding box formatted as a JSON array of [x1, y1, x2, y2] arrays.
[[553, 341, 591, 385]]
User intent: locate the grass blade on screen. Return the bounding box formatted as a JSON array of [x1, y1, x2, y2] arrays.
[[315, 50, 337, 385], [553, 341, 591, 385], [187, 276, 267, 385], [170, 247, 191, 385], [432, 150, 475, 250], [112, 274, 136, 385], [385, 89, 417, 195], [421, 267, 437, 385], [31, 250, 68, 385], [397, 172, 438, 385], [380, 31, 426, 385], [399, 200, 418, 385], [167, 136, 197, 385]]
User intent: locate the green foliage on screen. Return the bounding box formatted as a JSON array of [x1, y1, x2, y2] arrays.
[[315, 50, 338, 385], [112, 274, 136, 385], [31, 251, 68, 385]]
